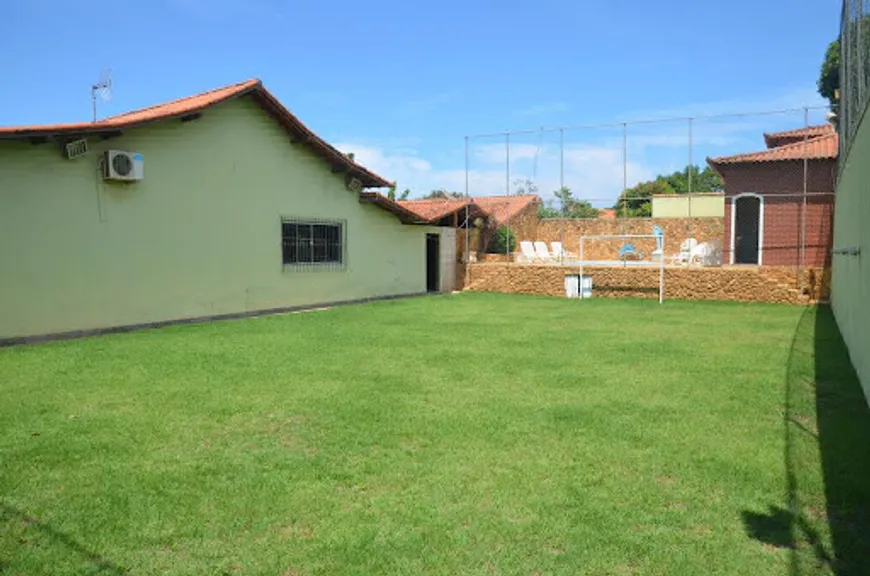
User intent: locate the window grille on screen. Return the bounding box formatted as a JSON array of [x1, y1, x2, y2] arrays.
[[281, 218, 345, 269]]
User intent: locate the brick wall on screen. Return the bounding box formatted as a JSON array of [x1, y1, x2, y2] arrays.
[[466, 263, 830, 305], [530, 218, 725, 261], [716, 160, 836, 268]]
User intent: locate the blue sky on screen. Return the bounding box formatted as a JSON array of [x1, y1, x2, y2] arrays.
[[0, 0, 839, 204]]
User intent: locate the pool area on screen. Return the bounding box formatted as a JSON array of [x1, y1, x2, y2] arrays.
[[551, 259, 669, 268]]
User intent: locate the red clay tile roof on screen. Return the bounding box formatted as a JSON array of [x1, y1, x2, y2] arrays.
[[763, 124, 835, 148], [471, 195, 540, 225], [598, 208, 617, 220], [707, 133, 839, 166], [0, 79, 391, 188], [358, 193, 430, 223], [397, 198, 472, 221]]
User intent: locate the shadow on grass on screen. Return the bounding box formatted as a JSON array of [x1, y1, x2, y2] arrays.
[[741, 306, 870, 575], [0, 503, 129, 574]]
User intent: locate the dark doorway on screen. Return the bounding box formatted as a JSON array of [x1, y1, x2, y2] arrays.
[[734, 195, 761, 265], [426, 234, 440, 293]]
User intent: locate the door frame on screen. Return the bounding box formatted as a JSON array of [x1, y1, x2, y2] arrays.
[[425, 233, 440, 293], [730, 192, 764, 265]]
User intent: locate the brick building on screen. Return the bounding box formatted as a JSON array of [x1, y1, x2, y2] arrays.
[[707, 125, 837, 267]]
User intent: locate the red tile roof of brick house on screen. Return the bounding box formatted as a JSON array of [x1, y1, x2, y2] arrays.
[[0, 79, 392, 189], [397, 194, 540, 225], [397, 198, 474, 221], [598, 208, 617, 220], [707, 132, 839, 167], [471, 195, 540, 225], [357, 193, 433, 223], [763, 124, 835, 148]]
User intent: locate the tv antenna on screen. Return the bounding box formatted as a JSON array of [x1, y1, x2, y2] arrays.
[[91, 69, 113, 122]]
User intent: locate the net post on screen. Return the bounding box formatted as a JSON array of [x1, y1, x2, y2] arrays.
[[579, 236, 584, 300], [659, 231, 665, 304], [464, 135, 470, 286], [801, 107, 809, 293]]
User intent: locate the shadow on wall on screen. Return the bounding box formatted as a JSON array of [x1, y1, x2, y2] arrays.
[[0, 503, 129, 574], [740, 307, 870, 575]]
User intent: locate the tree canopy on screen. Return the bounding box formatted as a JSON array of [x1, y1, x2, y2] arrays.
[[819, 39, 840, 119], [613, 165, 723, 217], [512, 178, 539, 196], [539, 186, 600, 219], [422, 189, 465, 200], [386, 186, 411, 201]]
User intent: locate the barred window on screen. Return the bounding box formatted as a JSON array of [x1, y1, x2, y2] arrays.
[[281, 218, 345, 268]]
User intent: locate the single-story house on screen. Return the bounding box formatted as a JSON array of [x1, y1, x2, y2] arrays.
[[0, 79, 451, 342], [707, 124, 837, 267]]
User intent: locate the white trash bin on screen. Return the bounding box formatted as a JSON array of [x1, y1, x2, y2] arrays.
[[580, 275, 593, 298], [565, 274, 593, 298], [564, 274, 579, 298]]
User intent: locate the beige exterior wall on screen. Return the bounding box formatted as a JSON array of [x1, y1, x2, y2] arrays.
[[832, 111, 870, 402], [652, 194, 725, 218], [0, 96, 435, 340]]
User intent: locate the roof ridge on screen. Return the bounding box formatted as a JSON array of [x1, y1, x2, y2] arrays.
[[763, 124, 833, 138], [101, 78, 261, 122], [400, 197, 468, 202], [736, 133, 835, 158], [473, 194, 538, 199], [709, 132, 838, 165]]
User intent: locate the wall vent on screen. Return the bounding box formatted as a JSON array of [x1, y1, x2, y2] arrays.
[[65, 138, 89, 159]]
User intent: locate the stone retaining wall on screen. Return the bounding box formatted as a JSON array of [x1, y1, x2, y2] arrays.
[[466, 263, 830, 305], [532, 218, 725, 260]]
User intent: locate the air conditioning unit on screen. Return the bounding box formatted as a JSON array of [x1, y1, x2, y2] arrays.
[[104, 150, 144, 182]]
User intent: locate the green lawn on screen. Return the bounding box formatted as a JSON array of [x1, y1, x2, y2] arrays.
[[1, 294, 868, 575]]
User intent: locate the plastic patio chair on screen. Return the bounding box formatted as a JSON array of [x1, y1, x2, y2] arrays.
[[534, 241, 554, 262], [619, 243, 644, 262], [677, 238, 699, 265]]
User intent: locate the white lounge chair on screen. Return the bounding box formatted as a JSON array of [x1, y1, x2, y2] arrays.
[[550, 241, 574, 262], [519, 241, 537, 262], [534, 241, 553, 262]]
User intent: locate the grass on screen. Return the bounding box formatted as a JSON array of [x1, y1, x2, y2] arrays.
[[1, 293, 868, 575]]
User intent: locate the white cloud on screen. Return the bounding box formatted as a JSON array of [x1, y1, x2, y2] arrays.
[[474, 143, 542, 164], [335, 87, 831, 205], [336, 140, 653, 205]]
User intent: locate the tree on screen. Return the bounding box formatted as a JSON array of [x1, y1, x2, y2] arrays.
[[513, 178, 538, 196], [538, 199, 561, 219], [387, 185, 411, 201], [422, 189, 464, 200], [614, 180, 675, 218], [659, 165, 722, 194], [818, 39, 840, 120], [612, 164, 722, 217], [553, 186, 599, 218], [553, 186, 575, 216], [569, 200, 600, 219], [488, 226, 516, 254]]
